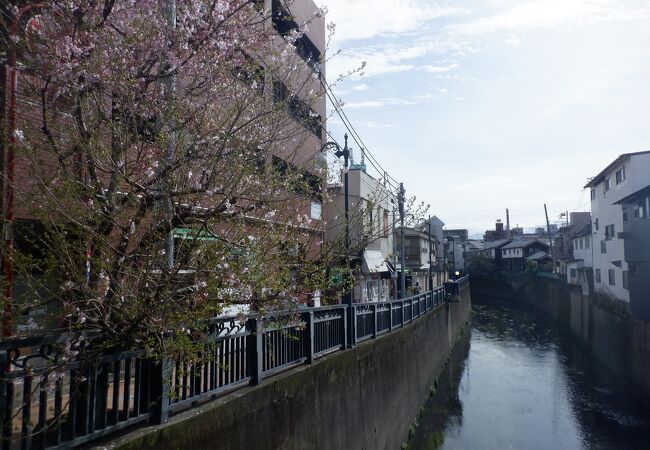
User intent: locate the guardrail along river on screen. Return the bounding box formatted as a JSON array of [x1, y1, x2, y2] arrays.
[[406, 299, 650, 449]]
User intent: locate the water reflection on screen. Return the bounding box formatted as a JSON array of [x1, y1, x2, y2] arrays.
[[406, 299, 650, 450]]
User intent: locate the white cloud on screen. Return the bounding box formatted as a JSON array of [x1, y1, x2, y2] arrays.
[[328, 39, 474, 78], [423, 64, 459, 73], [451, 0, 650, 35], [320, 0, 468, 44], [353, 83, 371, 91], [504, 33, 521, 47], [357, 121, 395, 128], [344, 97, 420, 109]]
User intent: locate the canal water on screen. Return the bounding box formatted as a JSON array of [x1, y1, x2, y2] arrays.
[[406, 299, 650, 450]]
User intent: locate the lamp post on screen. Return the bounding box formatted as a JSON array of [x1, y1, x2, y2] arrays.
[[322, 135, 352, 345]]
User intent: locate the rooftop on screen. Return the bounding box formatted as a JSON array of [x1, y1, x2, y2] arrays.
[[501, 239, 549, 250], [584, 151, 650, 188]]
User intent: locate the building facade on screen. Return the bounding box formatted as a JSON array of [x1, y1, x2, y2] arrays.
[[325, 165, 395, 303], [566, 224, 593, 294], [616, 185, 650, 320], [585, 151, 650, 303]]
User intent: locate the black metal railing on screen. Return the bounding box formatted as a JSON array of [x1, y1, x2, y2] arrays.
[[0, 279, 467, 449]]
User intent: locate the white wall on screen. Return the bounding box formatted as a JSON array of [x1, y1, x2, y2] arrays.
[[590, 153, 650, 301]]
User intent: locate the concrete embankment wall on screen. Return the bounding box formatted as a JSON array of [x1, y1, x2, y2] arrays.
[[100, 288, 471, 450], [472, 277, 650, 399]]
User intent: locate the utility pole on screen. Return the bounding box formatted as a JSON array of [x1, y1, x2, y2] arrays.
[[544, 204, 554, 267], [161, 0, 177, 270], [398, 183, 406, 299]]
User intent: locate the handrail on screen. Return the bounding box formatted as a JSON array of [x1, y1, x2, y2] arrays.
[[0, 281, 468, 449]]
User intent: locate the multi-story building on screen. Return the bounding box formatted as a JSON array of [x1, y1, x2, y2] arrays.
[[554, 212, 591, 276], [396, 227, 434, 295], [567, 224, 592, 294], [585, 151, 650, 304], [325, 161, 395, 303]]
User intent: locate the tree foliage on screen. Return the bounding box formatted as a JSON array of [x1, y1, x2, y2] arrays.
[[4, 0, 338, 359]]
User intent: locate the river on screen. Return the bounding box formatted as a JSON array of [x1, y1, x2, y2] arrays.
[[405, 299, 650, 449]]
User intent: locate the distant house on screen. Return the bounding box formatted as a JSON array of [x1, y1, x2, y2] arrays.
[[477, 239, 511, 269], [554, 212, 591, 276], [567, 224, 593, 294], [396, 227, 435, 295], [585, 150, 650, 305], [500, 239, 550, 273]]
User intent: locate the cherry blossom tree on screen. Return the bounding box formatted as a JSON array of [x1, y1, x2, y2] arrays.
[[3, 0, 340, 359]]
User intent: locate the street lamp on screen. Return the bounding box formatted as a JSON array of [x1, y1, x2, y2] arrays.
[[321, 135, 352, 345]]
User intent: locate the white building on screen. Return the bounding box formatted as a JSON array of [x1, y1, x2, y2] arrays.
[[585, 151, 650, 302], [326, 162, 395, 303], [567, 224, 592, 294]]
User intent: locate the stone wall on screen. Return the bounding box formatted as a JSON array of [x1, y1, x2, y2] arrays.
[[472, 277, 650, 400], [98, 288, 471, 450]]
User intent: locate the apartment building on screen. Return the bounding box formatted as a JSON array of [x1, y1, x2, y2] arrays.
[[585, 151, 650, 304]]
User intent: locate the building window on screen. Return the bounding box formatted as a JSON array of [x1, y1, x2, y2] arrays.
[[601, 240, 606, 254], [585, 237, 590, 249], [590, 189, 596, 201], [383, 210, 389, 237], [595, 269, 601, 283], [615, 167, 625, 184], [579, 239, 583, 249], [623, 206, 628, 224], [633, 199, 647, 219], [570, 268, 577, 278], [310, 201, 322, 220], [608, 269, 615, 286], [594, 218, 599, 231], [623, 270, 629, 290], [574, 240, 578, 251], [604, 178, 611, 193], [605, 224, 615, 240]]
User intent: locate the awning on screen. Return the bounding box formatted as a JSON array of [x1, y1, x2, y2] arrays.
[[362, 250, 389, 273]]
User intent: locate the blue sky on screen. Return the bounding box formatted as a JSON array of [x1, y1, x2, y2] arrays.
[[319, 0, 650, 236]]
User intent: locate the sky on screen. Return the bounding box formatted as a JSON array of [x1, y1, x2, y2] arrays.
[[317, 0, 650, 237]]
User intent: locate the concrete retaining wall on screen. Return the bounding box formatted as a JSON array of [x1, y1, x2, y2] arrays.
[[98, 288, 471, 450], [472, 277, 650, 400]]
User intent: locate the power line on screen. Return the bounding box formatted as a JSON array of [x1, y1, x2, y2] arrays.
[[320, 77, 402, 190]]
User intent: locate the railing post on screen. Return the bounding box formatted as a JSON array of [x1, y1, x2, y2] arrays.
[[247, 318, 263, 385], [388, 303, 393, 333], [150, 358, 172, 424], [351, 306, 357, 347], [307, 311, 315, 364], [342, 307, 348, 349], [400, 301, 404, 327], [373, 304, 378, 338]]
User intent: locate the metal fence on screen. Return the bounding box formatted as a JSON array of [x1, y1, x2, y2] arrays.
[[0, 278, 467, 449]]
